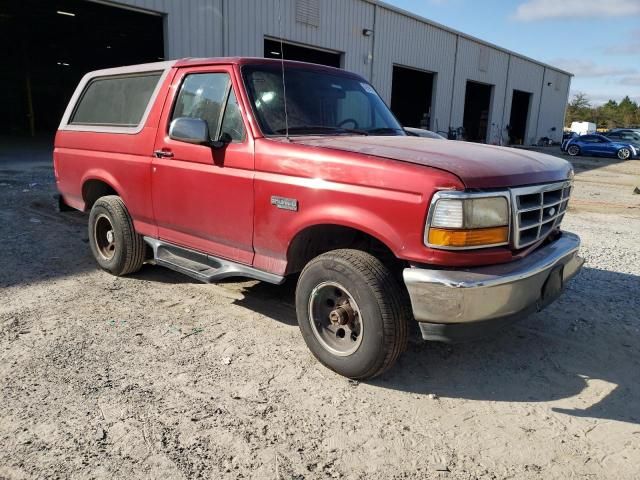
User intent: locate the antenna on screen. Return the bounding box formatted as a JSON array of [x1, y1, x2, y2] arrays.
[[278, 0, 290, 140]]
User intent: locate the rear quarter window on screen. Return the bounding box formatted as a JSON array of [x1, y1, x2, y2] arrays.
[[70, 73, 161, 127]]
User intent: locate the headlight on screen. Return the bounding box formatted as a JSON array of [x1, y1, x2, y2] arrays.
[[426, 193, 510, 249]]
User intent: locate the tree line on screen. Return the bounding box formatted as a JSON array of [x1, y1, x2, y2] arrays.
[[565, 93, 640, 129]]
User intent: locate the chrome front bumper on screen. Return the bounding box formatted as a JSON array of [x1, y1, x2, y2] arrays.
[[403, 232, 584, 333]]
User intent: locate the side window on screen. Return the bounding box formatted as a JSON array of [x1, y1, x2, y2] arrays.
[[172, 73, 228, 141], [172, 72, 245, 143], [71, 73, 161, 127], [220, 89, 245, 142]]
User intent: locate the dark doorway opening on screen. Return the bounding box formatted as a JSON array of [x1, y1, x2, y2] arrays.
[[508, 90, 532, 145], [0, 0, 164, 136], [463, 81, 493, 142], [390, 66, 434, 129], [264, 39, 341, 68]]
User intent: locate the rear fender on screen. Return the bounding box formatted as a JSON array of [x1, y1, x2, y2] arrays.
[[80, 170, 125, 211]]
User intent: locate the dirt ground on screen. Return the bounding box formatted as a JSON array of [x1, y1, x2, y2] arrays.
[[1, 139, 639, 479]]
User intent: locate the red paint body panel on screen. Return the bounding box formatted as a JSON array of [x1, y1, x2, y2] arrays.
[[252, 138, 464, 273], [53, 68, 176, 237], [288, 136, 573, 189], [54, 57, 573, 276], [150, 64, 255, 265]]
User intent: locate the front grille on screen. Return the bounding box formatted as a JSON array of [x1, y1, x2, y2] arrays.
[[511, 181, 572, 249]]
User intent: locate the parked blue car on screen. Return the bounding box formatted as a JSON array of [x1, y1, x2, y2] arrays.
[[562, 134, 637, 160], [605, 129, 640, 151]]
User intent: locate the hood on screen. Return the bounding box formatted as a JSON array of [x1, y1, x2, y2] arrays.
[[287, 136, 572, 189]]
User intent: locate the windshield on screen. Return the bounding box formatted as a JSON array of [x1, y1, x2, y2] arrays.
[[242, 64, 404, 136]]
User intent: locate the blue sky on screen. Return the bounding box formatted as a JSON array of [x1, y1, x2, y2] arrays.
[[384, 0, 640, 105]]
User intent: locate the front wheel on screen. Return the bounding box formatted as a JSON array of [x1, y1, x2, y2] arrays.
[[567, 145, 580, 156], [617, 148, 631, 160], [295, 249, 410, 379]]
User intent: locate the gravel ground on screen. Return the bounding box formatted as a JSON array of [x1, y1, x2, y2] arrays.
[[1, 139, 639, 479]]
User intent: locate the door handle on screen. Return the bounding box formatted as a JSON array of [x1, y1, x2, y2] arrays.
[[154, 149, 174, 158]]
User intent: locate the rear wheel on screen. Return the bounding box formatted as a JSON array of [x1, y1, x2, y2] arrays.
[[617, 147, 631, 160], [567, 145, 580, 156], [88, 195, 145, 276], [295, 249, 410, 379]]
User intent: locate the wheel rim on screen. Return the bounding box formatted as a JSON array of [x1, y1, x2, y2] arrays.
[[618, 148, 630, 160], [308, 281, 363, 357], [94, 213, 116, 260], [568, 146, 579, 155]]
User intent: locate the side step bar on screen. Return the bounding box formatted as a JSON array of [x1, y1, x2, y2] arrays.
[[143, 237, 285, 285]]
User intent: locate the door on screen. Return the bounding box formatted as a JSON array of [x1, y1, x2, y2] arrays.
[[614, 132, 640, 149], [591, 136, 612, 156], [151, 65, 255, 265], [579, 135, 600, 155]]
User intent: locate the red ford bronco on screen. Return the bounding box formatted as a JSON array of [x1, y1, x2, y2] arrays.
[[54, 58, 583, 379]]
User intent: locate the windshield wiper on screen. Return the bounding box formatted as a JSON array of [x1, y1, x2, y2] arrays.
[[366, 127, 404, 135], [273, 126, 368, 136]]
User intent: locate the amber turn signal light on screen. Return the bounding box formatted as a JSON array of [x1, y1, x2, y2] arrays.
[[428, 226, 509, 248]]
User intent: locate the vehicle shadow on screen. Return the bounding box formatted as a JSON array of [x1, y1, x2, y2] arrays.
[[372, 266, 640, 425], [230, 277, 298, 326], [569, 155, 632, 176], [0, 189, 199, 288], [235, 267, 640, 425], [130, 264, 200, 284]]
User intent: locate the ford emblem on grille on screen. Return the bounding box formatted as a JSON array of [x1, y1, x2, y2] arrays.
[[547, 207, 556, 217]]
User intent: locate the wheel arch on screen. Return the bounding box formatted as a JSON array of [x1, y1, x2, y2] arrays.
[[285, 222, 405, 275], [81, 173, 123, 211]]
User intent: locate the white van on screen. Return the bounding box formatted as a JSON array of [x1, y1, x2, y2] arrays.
[[570, 121, 596, 136]]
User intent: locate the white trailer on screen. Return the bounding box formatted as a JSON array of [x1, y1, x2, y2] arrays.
[[570, 121, 596, 135]]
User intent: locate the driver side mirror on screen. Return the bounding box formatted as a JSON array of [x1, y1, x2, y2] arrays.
[[169, 117, 233, 150], [169, 117, 210, 145]]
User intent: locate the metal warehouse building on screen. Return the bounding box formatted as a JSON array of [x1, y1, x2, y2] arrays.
[[2, 0, 571, 144]]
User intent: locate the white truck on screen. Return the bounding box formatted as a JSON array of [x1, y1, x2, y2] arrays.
[[570, 121, 596, 136]]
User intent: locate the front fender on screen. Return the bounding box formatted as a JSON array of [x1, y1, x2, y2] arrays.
[[252, 174, 429, 274], [284, 204, 407, 258]]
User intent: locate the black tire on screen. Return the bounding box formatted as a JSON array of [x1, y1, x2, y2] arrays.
[[617, 148, 631, 160], [88, 195, 145, 276], [295, 249, 410, 379], [567, 145, 580, 156]]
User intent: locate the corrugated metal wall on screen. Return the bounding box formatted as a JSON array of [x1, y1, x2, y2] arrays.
[[450, 37, 510, 143], [108, 0, 571, 143], [223, 0, 375, 79], [372, 6, 457, 133], [502, 56, 545, 145], [113, 0, 224, 58]]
